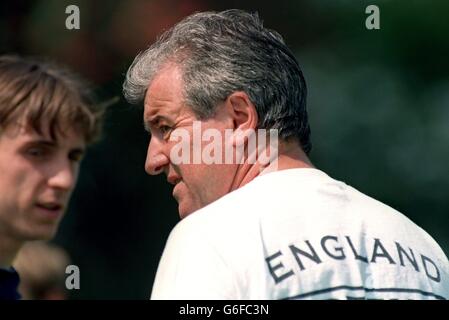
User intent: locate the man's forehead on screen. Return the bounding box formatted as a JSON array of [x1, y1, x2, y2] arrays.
[[144, 63, 183, 103], [143, 101, 170, 123], [143, 93, 182, 123], [142, 63, 199, 127]]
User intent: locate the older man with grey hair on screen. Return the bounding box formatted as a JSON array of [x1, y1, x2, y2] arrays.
[[123, 9, 449, 300]]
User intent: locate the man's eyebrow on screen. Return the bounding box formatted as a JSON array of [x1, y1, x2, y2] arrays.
[[143, 117, 155, 133], [25, 139, 57, 147], [70, 146, 85, 153], [25, 139, 85, 154], [143, 114, 171, 132]]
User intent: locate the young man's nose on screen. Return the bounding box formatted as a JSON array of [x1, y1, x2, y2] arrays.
[[47, 161, 77, 191], [145, 138, 169, 175]]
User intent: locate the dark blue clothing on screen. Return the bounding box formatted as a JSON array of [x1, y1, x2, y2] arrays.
[[0, 267, 21, 300]]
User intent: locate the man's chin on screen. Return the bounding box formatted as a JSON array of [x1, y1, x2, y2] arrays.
[[177, 197, 217, 220], [177, 201, 198, 220], [20, 224, 59, 241], [178, 206, 192, 220]]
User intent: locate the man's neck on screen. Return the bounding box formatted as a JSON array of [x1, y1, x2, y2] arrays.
[[230, 140, 314, 190], [0, 233, 23, 269]]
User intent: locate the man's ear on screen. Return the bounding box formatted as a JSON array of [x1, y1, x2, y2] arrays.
[[224, 91, 258, 131]]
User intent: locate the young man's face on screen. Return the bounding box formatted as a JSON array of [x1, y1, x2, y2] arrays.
[[0, 122, 85, 242]]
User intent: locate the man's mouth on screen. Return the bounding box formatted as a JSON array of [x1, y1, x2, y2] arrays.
[[172, 180, 182, 199], [35, 202, 64, 217], [37, 203, 62, 210], [167, 175, 182, 186]]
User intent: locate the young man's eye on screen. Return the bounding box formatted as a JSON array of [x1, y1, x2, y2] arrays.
[[26, 147, 47, 158], [69, 151, 84, 163]]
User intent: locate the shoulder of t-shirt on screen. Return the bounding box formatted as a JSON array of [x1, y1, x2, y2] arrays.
[[341, 184, 449, 265], [167, 169, 340, 241], [169, 168, 448, 263]]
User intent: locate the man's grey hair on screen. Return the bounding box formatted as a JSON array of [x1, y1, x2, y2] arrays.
[[123, 9, 311, 154]]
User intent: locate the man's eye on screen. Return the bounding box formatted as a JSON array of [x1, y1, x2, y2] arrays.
[[159, 125, 172, 135], [69, 152, 84, 163], [26, 148, 46, 158]]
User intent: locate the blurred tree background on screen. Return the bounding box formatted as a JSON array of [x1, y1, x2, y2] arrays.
[[1, 0, 448, 298]]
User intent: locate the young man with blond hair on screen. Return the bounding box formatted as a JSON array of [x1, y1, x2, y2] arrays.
[[0, 55, 103, 299]]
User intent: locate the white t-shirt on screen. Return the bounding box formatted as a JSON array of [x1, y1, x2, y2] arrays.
[[151, 168, 449, 300]]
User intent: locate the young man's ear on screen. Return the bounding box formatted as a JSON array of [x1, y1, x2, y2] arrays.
[[224, 91, 258, 130]]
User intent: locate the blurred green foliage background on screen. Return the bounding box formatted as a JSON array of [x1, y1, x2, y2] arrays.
[[1, 0, 448, 298]]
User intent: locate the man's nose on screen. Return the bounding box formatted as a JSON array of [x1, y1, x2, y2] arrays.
[[145, 138, 169, 175], [47, 161, 77, 191]]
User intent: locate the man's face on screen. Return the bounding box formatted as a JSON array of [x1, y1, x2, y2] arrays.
[[0, 122, 85, 241], [144, 64, 238, 219]]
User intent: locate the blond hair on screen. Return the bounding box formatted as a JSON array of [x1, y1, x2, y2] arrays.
[[0, 55, 103, 143]]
